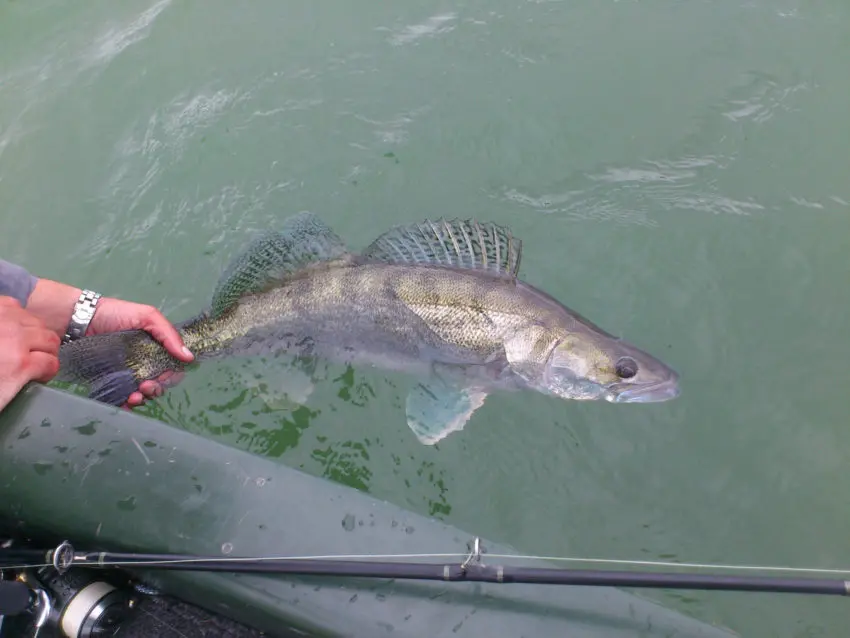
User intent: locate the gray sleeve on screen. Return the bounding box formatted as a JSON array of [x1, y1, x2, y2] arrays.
[[0, 259, 38, 306]]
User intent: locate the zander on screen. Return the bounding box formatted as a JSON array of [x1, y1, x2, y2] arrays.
[[57, 212, 679, 444]]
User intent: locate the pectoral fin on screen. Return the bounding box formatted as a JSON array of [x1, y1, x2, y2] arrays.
[[405, 377, 488, 445]]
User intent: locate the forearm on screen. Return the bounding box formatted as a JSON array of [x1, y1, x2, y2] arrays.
[[0, 260, 79, 337], [0, 258, 38, 305], [24, 278, 83, 339]]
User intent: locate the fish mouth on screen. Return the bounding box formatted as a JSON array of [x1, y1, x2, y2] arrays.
[[609, 375, 680, 404]]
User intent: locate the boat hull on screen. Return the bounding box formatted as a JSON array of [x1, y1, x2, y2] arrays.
[[0, 384, 735, 638]]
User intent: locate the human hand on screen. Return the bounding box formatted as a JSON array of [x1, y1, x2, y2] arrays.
[[0, 296, 61, 412], [87, 297, 194, 408]]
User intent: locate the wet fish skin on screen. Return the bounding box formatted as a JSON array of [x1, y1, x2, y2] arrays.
[[57, 213, 679, 443]]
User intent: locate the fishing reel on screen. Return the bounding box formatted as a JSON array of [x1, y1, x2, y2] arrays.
[[0, 541, 140, 638]]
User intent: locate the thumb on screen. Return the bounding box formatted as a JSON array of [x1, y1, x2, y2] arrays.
[[142, 311, 194, 363]]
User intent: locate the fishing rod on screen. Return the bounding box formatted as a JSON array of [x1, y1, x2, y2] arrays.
[[2, 539, 849, 598]]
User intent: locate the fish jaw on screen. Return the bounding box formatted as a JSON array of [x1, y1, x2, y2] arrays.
[[607, 370, 681, 403]]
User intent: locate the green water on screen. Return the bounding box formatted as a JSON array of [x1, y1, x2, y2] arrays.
[[2, 1, 849, 635]]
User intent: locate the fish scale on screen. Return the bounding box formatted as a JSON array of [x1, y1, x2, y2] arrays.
[[57, 213, 678, 444]]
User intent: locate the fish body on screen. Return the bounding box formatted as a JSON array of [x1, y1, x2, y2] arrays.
[[58, 214, 679, 444]]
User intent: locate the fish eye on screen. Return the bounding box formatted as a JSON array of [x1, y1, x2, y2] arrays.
[[615, 357, 638, 379]]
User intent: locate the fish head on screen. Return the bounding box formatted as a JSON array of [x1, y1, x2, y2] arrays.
[[544, 334, 679, 404]]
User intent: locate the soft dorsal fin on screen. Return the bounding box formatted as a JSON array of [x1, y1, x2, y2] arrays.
[[210, 211, 349, 318], [360, 218, 522, 277]]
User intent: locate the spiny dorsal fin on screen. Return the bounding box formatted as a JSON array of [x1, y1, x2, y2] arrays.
[[361, 218, 522, 277], [210, 211, 349, 318]]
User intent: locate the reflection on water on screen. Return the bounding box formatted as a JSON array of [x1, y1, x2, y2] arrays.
[[238, 405, 315, 458], [128, 356, 454, 519], [311, 438, 372, 493], [332, 364, 376, 407]]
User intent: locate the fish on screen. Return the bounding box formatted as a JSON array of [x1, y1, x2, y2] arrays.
[[57, 212, 679, 445]]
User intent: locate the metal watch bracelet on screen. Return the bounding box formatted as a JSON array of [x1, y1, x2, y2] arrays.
[[62, 289, 102, 343]]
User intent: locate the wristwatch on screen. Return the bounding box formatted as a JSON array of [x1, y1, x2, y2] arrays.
[[63, 289, 102, 343]]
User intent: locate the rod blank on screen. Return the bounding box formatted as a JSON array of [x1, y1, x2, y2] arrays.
[[4, 547, 849, 597], [60, 552, 850, 597]]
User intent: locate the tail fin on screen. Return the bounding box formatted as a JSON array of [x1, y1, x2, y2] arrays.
[[56, 330, 152, 406]]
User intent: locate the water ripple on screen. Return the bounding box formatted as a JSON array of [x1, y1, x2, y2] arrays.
[[501, 186, 656, 226], [86, 0, 173, 67], [720, 71, 808, 125], [105, 88, 244, 206], [162, 89, 243, 152], [382, 13, 457, 47], [500, 150, 769, 224], [789, 197, 823, 210]]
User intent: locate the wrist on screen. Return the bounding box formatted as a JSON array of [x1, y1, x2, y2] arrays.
[[63, 289, 103, 342], [25, 279, 88, 340]]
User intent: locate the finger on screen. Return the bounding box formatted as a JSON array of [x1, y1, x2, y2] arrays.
[[25, 351, 60, 384], [142, 311, 194, 363], [2, 304, 48, 330], [138, 380, 163, 399], [156, 370, 185, 388], [23, 325, 61, 355], [125, 391, 145, 407], [19, 311, 49, 330], [129, 373, 181, 407], [0, 373, 28, 406]]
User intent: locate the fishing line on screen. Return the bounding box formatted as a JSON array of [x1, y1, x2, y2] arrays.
[[0, 553, 468, 572], [4, 540, 850, 598], [485, 553, 850, 576], [4, 547, 850, 577]]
